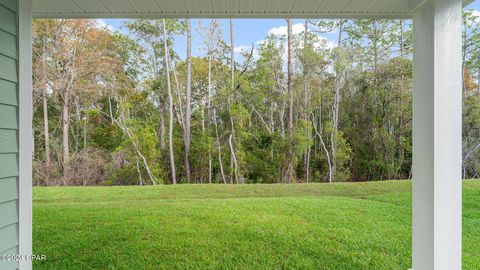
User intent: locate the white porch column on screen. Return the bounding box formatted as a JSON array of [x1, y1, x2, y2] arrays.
[[18, 0, 33, 269], [412, 0, 463, 269]]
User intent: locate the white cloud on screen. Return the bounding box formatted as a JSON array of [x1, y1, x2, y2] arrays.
[[268, 23, 306, 36], [256, 39, 266, 46], [95, 19, 115, 32], [472, 9, 480, 19], [234, 44, 259, 61], [234, 45, 252, 54], [237, 22, 339, 73], [234, 22, 337, 67], [266, 23, 337, 49], [314, 36, 337, 50]]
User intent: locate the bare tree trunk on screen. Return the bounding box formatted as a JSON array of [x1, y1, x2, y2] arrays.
[[104, 89, 157, 185], [330, 20, 344, 181], [74, 98, 81, 152], [302, 19, 310, 183], [206, 22, 213, 184], [228, 133, 240, 183], [228, 18, 240, 184], [312, 113, 333, 183], [287, 19, 293, 133], [42, 90, 50, 168], [478, 69, 480, 93], [230, 18, 235, 100], [116, 116, 157, 185], [108, 98, 114, 124], [227, 97, 239, 184], [61, 43, 77, 184], [208, 154, 212, 183], [462, 20, 468, 104], [41, 34, 51, 175], [83, 111, 87, 148], [280, 97, 286, 137], [185, 19, 192, 183], [159, 103, 166, 149], [62, 89, 70, 182], [213, 107, 227, 184], [331, 87, 339, 180], [172, 62, 184, 129], [337, 20, 344, 48], [136, 158, 143, 186], [270, 98, 275, 133], [200, 100, 206, 132], [285, 18, 295, 183], [306, 148, 311, 183], [163, 19, 177, 185]]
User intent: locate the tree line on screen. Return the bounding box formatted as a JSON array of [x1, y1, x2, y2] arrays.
[[31, 13, 480, 185]]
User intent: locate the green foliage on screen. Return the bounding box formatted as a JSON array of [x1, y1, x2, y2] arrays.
[[115, 122, 163, 184], [333, 131, 352, 181], [85, 109, 123, 151], [31, 16, 480, 185]]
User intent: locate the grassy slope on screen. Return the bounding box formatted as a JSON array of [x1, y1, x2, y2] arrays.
[[32, 180, 480, 270]]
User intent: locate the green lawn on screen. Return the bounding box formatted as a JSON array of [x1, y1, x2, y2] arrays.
[[33, 180, 480, 269]]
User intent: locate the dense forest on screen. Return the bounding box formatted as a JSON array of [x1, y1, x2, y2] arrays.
[[31, 13, 480, 185]]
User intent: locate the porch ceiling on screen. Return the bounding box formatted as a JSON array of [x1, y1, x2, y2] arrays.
[[31, 0, 475, 19]]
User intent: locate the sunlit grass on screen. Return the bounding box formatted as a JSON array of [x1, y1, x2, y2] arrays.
[[32, 180, 480, 269]]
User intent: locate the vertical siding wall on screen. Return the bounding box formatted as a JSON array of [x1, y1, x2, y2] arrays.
[[0, 0, 19, 269]]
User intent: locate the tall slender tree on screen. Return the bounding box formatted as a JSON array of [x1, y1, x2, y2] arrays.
[[163, 19, 177, 184], [285, 18, 294, 183], [330, 19, 345, 182], [229, 18, 240, 184], [302, 19, 311, 183], [41, 24, 51, 173], [287, 19, 293, 135], [200, 19, 227, 184], [185, 19, 192, 183]]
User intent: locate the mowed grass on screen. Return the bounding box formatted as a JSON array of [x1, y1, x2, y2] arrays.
[[33, 180, 480, 270]]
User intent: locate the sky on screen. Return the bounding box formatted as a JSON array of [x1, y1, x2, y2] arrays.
[[99, 1, 480, 60]]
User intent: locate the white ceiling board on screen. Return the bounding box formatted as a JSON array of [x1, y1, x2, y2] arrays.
[[225, 0, 238, 14], [343, 0, 373, 13], [167, 0, 186, 13], [291, 0, 309, 12], [199, 0, 214, 13], [68, 0, 110, 14], [32, 0, 474, 18], [156, 0, 175, 13], [395, 1, 409, 13], [33, 0, 58, 13], [330, 0, 353, 13], [369, 0, 397, 12], [101, 0, 135, 13], [252, 0, 268, 14], [239, 0, 254, 13], [45, 0, 83, 13], [211, 0, 226, 13], [186, 0, 200, 13], [276, 0, 296, 13], [387, 0, 408, 13], [132, 0, 161, 13], [315, 0, 334, 13]]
